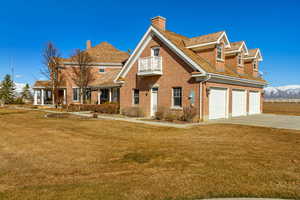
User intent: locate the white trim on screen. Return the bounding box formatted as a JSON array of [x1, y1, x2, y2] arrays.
[[187, 31, 231, 49], [114, 26, 207, 82], [192, 73, 266, 86], [225, 41, 249, 55], [63, 62, 123, 66], [244, 49, 263, 61]]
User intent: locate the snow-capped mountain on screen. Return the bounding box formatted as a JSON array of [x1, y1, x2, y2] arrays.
[[264, 85, 300, 99]]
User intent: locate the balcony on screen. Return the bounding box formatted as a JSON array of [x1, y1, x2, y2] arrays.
[[138, 56, 162, 76]]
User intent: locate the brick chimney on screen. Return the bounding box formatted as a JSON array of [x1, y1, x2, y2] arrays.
[[86, 40, 92, 49], [151, 16, 166, 30]]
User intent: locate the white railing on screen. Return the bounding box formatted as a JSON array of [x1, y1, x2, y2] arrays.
[[138, 56, 162, 75]]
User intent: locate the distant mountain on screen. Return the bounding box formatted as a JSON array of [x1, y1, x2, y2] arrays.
[[264, 85, 300, 99]]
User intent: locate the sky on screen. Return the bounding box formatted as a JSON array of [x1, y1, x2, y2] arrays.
[[0, 0, 299, 87]]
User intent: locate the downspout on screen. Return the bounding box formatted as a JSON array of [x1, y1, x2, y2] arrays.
[[199, 74, 211, 121]]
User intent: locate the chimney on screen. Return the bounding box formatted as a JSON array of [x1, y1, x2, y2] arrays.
[[151, 16, 166, 30], [86, 40, 92, 49]]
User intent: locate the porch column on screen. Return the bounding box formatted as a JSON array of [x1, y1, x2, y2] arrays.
[[34, 90, 38, 105], [63, 89, 67, 104], [41, 89, 45, 105], [109, 88, 112, 102], [98, 89, 101, 104]]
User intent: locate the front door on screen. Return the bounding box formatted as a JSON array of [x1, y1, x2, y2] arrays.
[[151, 88, 158, 117]]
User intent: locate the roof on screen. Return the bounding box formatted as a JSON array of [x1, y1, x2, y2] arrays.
[[184, 31, 225, 47], [245, 48, 263, 61], [90, 69, 121, 88], [225, 41, 243, 52], [154, 28, 265, 83], [62, 42, 129, 63], [33, 80, 52, 88]]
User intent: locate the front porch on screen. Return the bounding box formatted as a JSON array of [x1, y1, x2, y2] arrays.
[[33, 88, 66, 106]]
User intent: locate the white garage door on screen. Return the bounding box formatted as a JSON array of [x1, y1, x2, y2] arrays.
[[232, 90, 247, 117], [209, 88, 227, 120], [249, 91, 261, 115]]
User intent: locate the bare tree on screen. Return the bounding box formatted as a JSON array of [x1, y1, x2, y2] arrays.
[[70, 49, 95, 104], [41, 42, 63, 108]]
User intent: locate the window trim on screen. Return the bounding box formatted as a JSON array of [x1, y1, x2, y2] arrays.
[[172, 87, 183, 108], [216, 44, 224, 61], [151, 46, 160, 56], [72, 88, 80, 102], [132, 89, 140, 105], [237, 53, 244, 67]]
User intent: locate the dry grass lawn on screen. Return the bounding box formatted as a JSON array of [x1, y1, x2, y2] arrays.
[[0, 107, 299, 200], [264, 102, 300, 116]]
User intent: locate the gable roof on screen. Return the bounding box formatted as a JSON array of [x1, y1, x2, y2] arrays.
[[245, 48, 263, 61], [115, 25, 266, 84], [184, 31, 231, 49], [90, 68, 121, 88], [225, 41, 249, 55], [61, 42, 129, 64]]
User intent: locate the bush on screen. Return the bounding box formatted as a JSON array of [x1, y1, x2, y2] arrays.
[[63, 103, 120, 114], [181, 106, 197, 122], [155, 107, 167, 120], [121, 106, 144, 117], [13, 97, 25, 105]]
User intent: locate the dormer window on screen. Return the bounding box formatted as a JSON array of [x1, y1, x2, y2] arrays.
[[238, 53, 243, 66], [151, 47, 160, 56], [216, 44, 223, 61], [253, 60, 258, 70], [99, 67, 105, 73]]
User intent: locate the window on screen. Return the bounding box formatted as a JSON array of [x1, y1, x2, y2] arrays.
[[238, 53, 243, 66], [253, 60, 258, 70], [216, 44, 223, 60], [173, 87, 182, 107], [151, 47, 160, 56], [99, 68, 105, 73], [133, 89, 139, 105], [73, 88, 79, 101]]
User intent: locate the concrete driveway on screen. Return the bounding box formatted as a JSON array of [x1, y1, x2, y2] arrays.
[[214, 114, 300, 131]]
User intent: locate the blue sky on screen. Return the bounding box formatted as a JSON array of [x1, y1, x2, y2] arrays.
[[0, 0, 299, 87]]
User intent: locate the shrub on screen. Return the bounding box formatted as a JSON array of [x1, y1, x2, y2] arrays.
[[155, 107, 167, 120], [164, 110, 178, 122], [13, 97, 25, 105], [121, 106, 144, 117], [181, 106, 197, 122], [64, 103, 120, 114]]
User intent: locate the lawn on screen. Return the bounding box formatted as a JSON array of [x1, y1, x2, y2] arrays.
[[0, 107, 299, 200], [263, 102, 300, 116]]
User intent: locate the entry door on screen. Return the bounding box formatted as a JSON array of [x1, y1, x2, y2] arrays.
[[209, 88, 227, 120], [151, 88, 158, 116], [232, 90, 247, 117], [249, 91, 261, 115]]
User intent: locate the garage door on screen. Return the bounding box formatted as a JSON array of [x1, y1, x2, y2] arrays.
[[232, 90, 247, 117], [209, 88, 227, 120], [249, 91, 261, 115]]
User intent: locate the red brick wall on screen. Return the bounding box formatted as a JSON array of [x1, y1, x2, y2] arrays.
[[245, 59, 259, 77], [120, 36, 200, 117]]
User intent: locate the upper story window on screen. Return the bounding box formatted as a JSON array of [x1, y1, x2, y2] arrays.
[[238, 53, 243, 66], [253, 60, 258, 70], [151, 47, 160, 56], [99, 68, 105, 73], [216, 44, 223, 61]]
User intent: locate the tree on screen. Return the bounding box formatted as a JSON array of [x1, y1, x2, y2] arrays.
[[41, 42, 63, 108], [0, 74, 15, 104], [70, 49, 95, 104], [21, 83, 33, 101]]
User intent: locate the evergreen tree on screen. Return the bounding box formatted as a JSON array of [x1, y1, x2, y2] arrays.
[[0, 74, 15, 104], [21, 83, 32, 100]]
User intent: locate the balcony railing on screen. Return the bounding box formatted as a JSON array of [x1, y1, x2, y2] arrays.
[[138, 56, 162, 76]]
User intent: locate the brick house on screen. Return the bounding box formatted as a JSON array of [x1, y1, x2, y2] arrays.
[[33, 16, 266, 120]]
